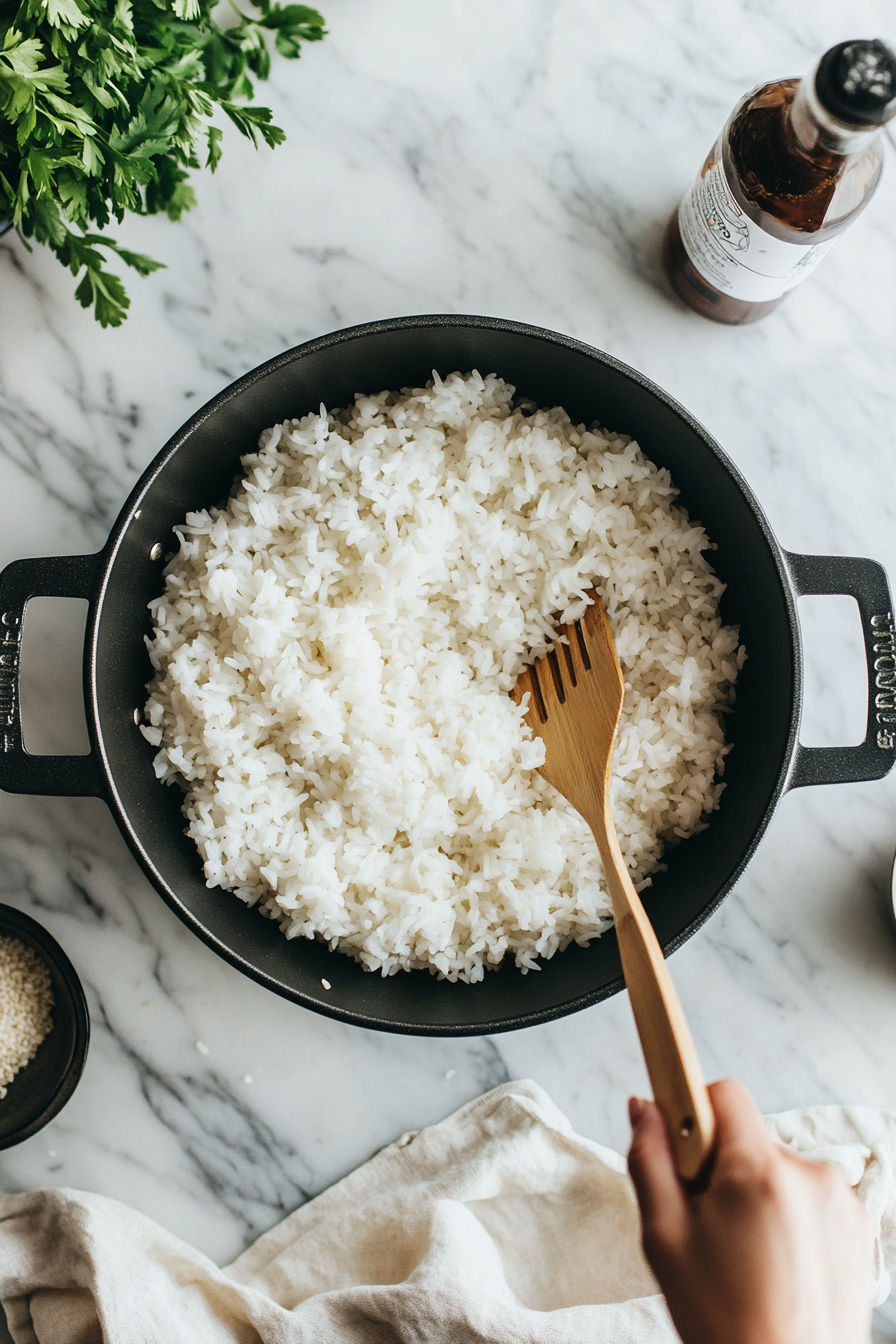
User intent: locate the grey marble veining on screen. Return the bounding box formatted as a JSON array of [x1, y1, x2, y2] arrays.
[[3, 4, 896, 1332]]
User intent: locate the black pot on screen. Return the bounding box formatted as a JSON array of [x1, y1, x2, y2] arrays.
[[1, 316, 893, 1035]]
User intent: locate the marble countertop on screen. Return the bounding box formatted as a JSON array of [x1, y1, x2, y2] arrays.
[[3, 0, 896, 1330]]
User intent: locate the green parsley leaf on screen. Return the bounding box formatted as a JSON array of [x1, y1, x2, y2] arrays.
[[0, 0, 327, 324]]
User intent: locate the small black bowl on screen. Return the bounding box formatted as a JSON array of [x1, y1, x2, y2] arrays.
[[0, 906, 89, 1149]]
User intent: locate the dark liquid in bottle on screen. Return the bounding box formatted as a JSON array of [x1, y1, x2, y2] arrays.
[[728, 81, 839, 229]]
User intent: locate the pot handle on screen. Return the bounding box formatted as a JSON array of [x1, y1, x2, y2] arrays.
[[0, 553, 106, 798], [787, 552, 896, 790]]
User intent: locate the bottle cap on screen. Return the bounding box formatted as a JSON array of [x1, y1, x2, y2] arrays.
[[815, 39, 896, 127]]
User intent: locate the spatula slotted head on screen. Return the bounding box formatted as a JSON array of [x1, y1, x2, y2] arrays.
[[511, 593, 624, 829]]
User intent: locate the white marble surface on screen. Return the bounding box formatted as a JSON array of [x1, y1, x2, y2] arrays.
[[3, 0, 896, 1331]]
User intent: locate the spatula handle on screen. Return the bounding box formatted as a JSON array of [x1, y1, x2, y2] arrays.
[[602, 842, 715, 1183]]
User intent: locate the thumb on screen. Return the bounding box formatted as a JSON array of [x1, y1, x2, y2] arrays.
[[628, 1098, 688, 1254]]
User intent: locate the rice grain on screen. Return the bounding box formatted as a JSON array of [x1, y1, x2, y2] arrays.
[[0, 934, 54, 1098]]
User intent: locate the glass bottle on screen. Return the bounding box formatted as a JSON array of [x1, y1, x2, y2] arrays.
[[664, 39, 896, 325]]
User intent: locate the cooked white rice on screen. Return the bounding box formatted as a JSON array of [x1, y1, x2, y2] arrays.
[[142, 372, 742, 982]]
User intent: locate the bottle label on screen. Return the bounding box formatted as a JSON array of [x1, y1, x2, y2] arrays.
[[678, 151, 837, 303]]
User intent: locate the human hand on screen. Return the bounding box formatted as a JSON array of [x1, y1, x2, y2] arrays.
[[627, 1079, 874, 1344]]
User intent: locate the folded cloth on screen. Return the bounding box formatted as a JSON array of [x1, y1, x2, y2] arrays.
[[1, 1079, 895, 1344]]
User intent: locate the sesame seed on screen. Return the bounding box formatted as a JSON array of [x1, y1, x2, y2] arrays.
[[321, 978, 331, 990], [243, 1074, 253, 1084], [445, 1069, 456, 1080], [0, 935, 54, 1098], [195, 1040, 209, 1055]]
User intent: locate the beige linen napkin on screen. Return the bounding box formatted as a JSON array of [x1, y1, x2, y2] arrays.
[[1, 1079, 895, 1343]]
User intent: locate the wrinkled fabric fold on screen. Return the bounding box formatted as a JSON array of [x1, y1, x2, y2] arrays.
[[0, 1080, 894, 1343]]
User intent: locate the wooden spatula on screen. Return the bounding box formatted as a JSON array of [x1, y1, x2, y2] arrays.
[[512, 592, 715, 1181]]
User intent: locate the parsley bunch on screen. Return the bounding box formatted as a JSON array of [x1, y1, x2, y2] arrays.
[[0, 0, 325, 325]]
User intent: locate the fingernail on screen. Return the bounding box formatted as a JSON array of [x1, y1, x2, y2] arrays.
[[628, 1096, 647, 1127]]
